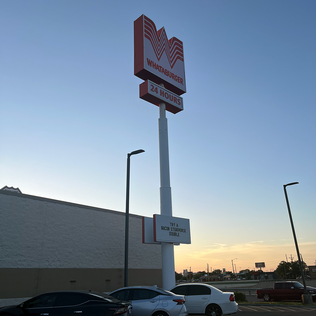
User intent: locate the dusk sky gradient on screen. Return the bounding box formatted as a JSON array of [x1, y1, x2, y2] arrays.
[[1, 0, 316, 274]]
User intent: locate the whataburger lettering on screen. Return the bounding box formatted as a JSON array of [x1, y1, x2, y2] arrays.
[[134, 14, 186, 106], [146, 58, 184, 85]]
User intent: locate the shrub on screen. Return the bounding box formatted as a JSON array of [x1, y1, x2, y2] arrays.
[[234, 291, 247, 302]]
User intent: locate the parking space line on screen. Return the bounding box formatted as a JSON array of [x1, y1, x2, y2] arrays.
[[239, 306, 270, 311], [282, 307, 302, 311], [238, 305, 316, 313], [238, 306, 257, 312]]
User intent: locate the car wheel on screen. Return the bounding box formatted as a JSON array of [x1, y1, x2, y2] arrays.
[[152, 312, 168, 316], [263, 294, 271, 301], [206, 304, 222, 316]]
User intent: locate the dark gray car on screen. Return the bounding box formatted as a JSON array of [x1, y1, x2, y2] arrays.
[[0, 291, 131, 316]]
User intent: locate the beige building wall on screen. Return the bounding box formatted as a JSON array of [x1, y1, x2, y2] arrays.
[[0, 191, 162, 299]]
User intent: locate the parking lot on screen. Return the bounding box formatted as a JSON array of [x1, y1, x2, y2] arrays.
[[213, 280, 316, 315], [1, 280, 316, 315]]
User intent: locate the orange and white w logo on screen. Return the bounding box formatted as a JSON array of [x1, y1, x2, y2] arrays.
[[144, 15, 184, 69]]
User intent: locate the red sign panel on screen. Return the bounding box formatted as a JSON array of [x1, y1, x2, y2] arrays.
[[134, 15, 186, 96], [140, 80, 183, 114]]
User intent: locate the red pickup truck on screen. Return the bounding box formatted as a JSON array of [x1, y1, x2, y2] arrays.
[[256, 281, 316, 302]]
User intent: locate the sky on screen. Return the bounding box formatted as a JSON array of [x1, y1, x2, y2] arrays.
[[1, 0, 316, 274]]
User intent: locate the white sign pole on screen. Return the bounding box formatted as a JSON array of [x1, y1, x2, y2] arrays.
[[159, 98, 175, 290]]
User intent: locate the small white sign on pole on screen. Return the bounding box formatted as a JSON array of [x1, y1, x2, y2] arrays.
[[154, 214, 191, 244]]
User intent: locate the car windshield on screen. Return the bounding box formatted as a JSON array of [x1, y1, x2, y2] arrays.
[[292, 282, 304, 289], [89, 293, 112, 302], [156, 288, 174, 296], [88, 291, 124, 303]]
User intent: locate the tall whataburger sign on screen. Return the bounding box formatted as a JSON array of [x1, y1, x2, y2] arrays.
[[134, 15, 186, 113], [134, 15, 189, 290]]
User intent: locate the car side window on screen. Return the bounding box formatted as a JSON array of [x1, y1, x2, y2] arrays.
[[283, 283, 292, 289], [54, 293, 91, 306], [171, 286, 188, 296], [111, 290, 133, 301], [275, 283, 283, 289], [131, 289, 159, 300], [148, 290, 159, 299], [188, 285, 211, 296], [24, 293, 58, 308]]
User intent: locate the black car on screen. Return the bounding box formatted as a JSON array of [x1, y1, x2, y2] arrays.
[[0, 291, 131, 316]]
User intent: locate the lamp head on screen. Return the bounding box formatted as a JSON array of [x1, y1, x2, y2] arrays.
[[284, 182, 299, 188], [128, 149, 145, 157]]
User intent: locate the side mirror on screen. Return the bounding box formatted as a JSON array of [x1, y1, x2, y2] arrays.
[[291, 287, 294, 289]]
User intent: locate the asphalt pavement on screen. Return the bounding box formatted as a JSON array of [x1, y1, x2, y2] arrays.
[[237, 305, 316, 315]]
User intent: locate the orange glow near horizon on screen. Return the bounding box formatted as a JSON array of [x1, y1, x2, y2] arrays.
[[174, 241, 316, 274]]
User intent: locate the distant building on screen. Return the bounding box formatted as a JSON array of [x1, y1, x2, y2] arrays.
[[259, 271, 276, 280], [309, 266, 316, 279], [0, 188, 162, 300]]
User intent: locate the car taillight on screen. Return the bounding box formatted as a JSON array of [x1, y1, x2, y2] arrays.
[[173, 298, 185, 305], [108, 306, 129, 315], [229, 294, 235, 302]]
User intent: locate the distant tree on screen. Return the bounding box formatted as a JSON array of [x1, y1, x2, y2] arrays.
[[187, 271, 193, 281], [275, 261, 291, 279], [246, 270, 255, 280], [175, 272, 183, 281], [291, 260, 308, 278], [291, 261, 301, 278], [212, 269, 222, 275], [274, 260, 308, 279], [194, 271, 206, 281], [238, 269, 253, 280]]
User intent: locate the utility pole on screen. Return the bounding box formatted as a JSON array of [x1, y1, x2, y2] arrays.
[[207, 263, 209, 282]]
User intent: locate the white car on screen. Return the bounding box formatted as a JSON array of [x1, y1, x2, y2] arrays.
[[170, 283, 238, 316], [109, 285, 188, 316]]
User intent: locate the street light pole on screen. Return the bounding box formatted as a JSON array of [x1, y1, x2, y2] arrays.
[[124, 149, 145, 287], [283, 182, 312, 304], [231, 258, 237, 275]]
